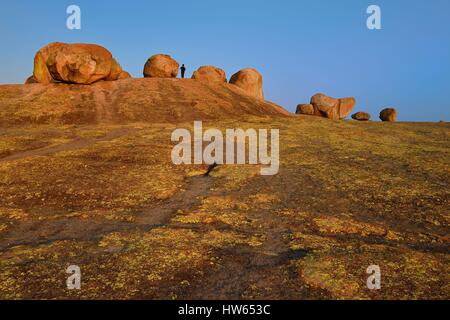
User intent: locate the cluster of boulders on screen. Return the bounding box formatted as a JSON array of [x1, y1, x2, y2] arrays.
[[296, 93, 398, 122], [26, 43, 265, 100], [28, 42, 131, 85], [350, 109, 397, 122], [26, 42, 398, 121], [296, 93, 356, 120], [350, 108, 398, 122], [142, 54, 264, 99]]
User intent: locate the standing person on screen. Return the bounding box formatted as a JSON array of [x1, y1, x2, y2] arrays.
[[180, 64, 186, 79]]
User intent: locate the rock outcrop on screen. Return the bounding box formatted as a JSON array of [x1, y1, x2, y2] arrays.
[[296, 104, 315, 115], [0, 78, 290, 126], [192, 66, 227, 82], [105, 58, 123, 81], [143, 54, 179, 78], [229, 68, 264, 100], [24, 76, 38, 84], [352, 112, 371, 121], [380, 108, 398, 122], [118, 71, 132, 79], [33, 42, 127, 84], [338, 97, 357, 119], [310, 93, 356, 120]]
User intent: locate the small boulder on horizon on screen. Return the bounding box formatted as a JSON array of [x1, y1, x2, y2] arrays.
[[380, 108, 398, 122], [352, 111, 371, 121]]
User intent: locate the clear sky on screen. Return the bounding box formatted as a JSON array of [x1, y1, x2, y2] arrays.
[[1, 0, 449, 121]]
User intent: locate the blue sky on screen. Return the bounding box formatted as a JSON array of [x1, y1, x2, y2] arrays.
[[1, 0, 449, 121]]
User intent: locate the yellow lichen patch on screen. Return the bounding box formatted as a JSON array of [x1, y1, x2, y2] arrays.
[[248, 193, 280, 208], [0, 208, 29, 220], [212, 165, 261, 190], [186, 168, 208, 177], [297, 255, 367, 300], [313, 216, 386, 237], [202, 196, 236, 211], [0, 118, 448, 299], [200, 230, 265, 248], [296, 243, 450, 300], [290, 233, 341, 253], [275, 209, 311, 220], [400, 251, 450, 299], [0, 268, 23, 300], [172, 194, 253, 227], [173, 211, 247, 227]]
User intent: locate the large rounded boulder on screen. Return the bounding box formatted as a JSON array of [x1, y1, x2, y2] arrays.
[[192, 66, 227, 82], [229, 68, 264, 100], [380, 108, 398, 122], [143, 54, 179, 78], [310, 93, 356, 120], [33, 42, 125, 84]]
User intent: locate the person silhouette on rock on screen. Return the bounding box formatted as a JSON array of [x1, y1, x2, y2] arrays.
[[180, 64, 186, 79]]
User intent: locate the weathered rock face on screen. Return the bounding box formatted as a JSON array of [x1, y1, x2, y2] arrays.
[[352, 112, 371, 121], [0, 78, 290, 126], [338, 97, 356, 119], [24, 76, 38, 84], [118, 71, 132, 79], [33, 42, 126, 84], [105, 58, 123, 81], [229, 68, 264, 100], [296, 104, 315, 115], [380, 108, 397, 122], [310, 93, 356, 120], [310, 93, 340, 119], [143, 54, 179, 78], [33, 42, 64, 84], [192, 66, 227, 82]]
